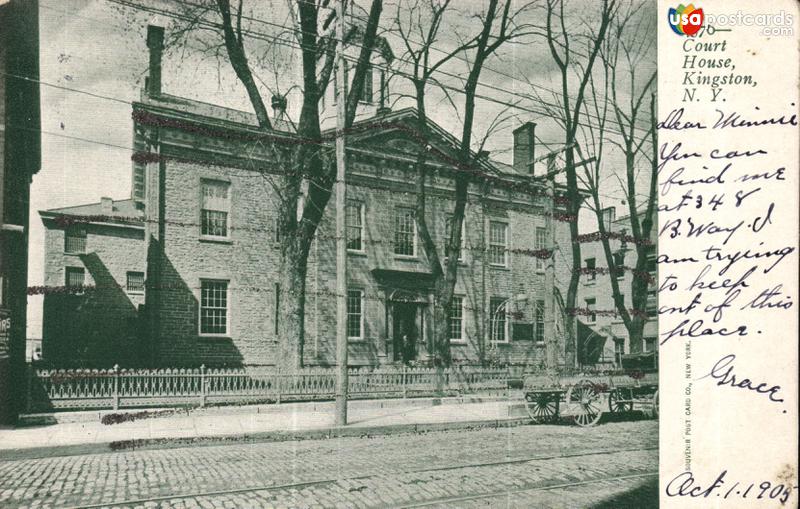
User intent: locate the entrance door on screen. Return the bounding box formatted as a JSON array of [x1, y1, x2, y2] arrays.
[[392, 303, 418, 363]]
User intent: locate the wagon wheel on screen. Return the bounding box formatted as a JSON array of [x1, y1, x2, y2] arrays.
[[565, 379, 604, 427], [650, 390, 659, 418], [524, 392, 559, 424], [608, 388, 633, 413]]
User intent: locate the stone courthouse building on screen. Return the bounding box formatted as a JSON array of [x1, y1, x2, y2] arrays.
[[40, 25, 576, 369]]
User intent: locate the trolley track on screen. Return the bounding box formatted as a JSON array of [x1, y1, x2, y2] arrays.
[[395, 471, 659, 508], [65, 445, 657, 509]]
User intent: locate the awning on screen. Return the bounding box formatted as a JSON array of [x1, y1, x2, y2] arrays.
[[371, 269, 436, 291], [388, 289, 428, 304], [577, 320, 607, 365]]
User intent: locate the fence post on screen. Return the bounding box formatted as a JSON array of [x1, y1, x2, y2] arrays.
[[402, 366, 407, 399], [199, 364, 206, 408], [276, 373, 282, 404], [112, 364, 120, 410]]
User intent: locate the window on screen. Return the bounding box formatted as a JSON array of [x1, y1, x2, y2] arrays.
[[347, 202, 364, 252], [360, 65, 373, 103], [488, 221, 508, 266], [444, 216, 465, 262], [585, 257, 596, 281], [347, 289, 364, 339], [644, 336, 657, 352], [65, 266, 85, 288], [535, 227, 547, 271], [200, 280, 228, 335], [201, 179, 230, 238], [645, 245, 657, 276], [646, 289, 658, 317], [449, 296, 465, 341], [394, 208, 416, 256], [489, 297, 509, 342], [64, 225, 86, 254], [602, 207, 615, 231], [585, 297, 596, 323], [126, 271, 145, 293], [613, 251, 626, 279], [535, 299, 545, 343]]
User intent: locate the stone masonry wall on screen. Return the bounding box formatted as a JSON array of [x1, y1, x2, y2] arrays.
[[149, 149, 573, 368]]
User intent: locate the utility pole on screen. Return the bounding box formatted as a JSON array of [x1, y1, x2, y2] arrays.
[[334, 0, 349, 426], [544, 155, 557, 373], [533, 147, 592, 373]]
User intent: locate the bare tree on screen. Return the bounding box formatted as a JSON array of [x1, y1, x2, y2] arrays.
[[121, 0, 384, 369], [577, 1, 656, 358], [534, 0, 615, 369], [392, 0, 530, 366]]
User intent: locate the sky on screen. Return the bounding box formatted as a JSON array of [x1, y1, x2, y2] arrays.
[[27, 0, 656, 338]]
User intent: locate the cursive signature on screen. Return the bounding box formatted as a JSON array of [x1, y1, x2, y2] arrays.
[[698, 354, 784, 403]]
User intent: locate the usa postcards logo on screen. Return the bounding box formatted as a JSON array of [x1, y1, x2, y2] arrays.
[[668, 4, 705, 35]]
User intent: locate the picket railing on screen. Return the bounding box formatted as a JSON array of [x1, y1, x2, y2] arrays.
[[26, 365, 510, 412]]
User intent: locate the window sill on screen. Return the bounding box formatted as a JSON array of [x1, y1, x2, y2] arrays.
[[489, 341, 511, 346], [199, 236, 233, 244], [348, 250, 367, 257], [63, 252, 85, 256], [450, 340, 468, 346], [127, 291, 144, 295], [584, 280, 596, 286], [489, 264, 509, 271], [534, 341, 546, 348], [348, 338, 368, 343], [394, 255, 418, 261], [198, 334, 231, 340]]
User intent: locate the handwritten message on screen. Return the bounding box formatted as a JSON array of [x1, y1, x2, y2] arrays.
[[658, 1, 798, 506]]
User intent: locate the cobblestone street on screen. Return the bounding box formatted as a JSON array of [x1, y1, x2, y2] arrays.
[[0, 420, 657, 508]]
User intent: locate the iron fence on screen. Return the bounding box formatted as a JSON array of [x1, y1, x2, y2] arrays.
[[25, 365, 510, 412]]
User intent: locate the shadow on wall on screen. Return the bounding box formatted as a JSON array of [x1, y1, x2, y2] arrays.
[[42, 252, 142, 368], [146, 237, 244, 368]]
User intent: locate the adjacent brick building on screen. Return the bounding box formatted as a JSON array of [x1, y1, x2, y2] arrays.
[[576, 208, 658, 368], [39, 198, 145, 366]]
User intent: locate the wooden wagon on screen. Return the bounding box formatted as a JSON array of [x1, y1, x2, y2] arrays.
[[522, 369, 658, 427]]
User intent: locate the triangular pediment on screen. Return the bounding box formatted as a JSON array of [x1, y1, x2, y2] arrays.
[[345, 108, 485, 170]]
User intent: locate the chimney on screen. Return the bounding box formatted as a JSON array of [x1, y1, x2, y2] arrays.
[[512, 122, 536, 175], [146, 25, 165, 97], [271, 94, 287, 123], [100, 197, 113, 215]]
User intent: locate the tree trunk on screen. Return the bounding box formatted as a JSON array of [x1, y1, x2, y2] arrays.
[[277, 244, 309, 371], [431, 278, 454, 366], [627, 316, 646, 354]]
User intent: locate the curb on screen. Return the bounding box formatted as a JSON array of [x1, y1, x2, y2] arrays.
[[17, 393, 521, 426], [1, 417, 532, 461]]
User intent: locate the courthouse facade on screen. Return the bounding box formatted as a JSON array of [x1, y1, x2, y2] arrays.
[[39, 25, 578, 369]]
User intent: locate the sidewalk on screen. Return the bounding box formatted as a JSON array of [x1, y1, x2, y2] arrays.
[[0, 395, 531, 460]]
